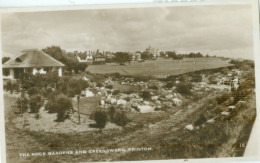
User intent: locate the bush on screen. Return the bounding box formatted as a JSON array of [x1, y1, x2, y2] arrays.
[[43, 88, 53, 98], [93, 110, 107, 128], [55, 94, 72, 122], [45, 99, 58, 113], [105, 85, 113, 89], [114, 112, 129, 127], [96, 82, 103, 88], [140, 91, 151, 100], [148, 85, 158, 90], [108, 106, 116, 122], [216, 93, 230, 105], [112, 90, 120, 95], [191, 74, 202, 82], [16, 97, 29, 114], [165, 82, 174, 89], [4, 80, 19, 93], [29, 94, 43, 114], [176, 83, 192, 95], [4, 80, 13, 93], [27, 87, 40, 96], [68, 78, 82, 97]]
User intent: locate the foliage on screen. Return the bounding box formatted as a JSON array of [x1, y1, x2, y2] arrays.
[[43, 88, 54, 98], [4, 80, 19, 93], [105, 85, 113, 89], [93, 110, 107, 128], [16, 97, 29, 114], [2, 57, 10, 64], [29, 94, 43, 114], [27, 87, 40, 96], [55, 94, 73, 122], [42, 46, 88, 72], [140, 91, 151, 100], [165, 82, 174, 89], [45, 98, 58, 113], [191, 74, 202, 82], [114, 111, 129, 127], [176, 83, 192, 95], [148, 85, 158, 90], [216, 93, 230, 105], [114, 52, 131, 64], [112, 90, 120, 95], [67, 78, 88, 97], [96, 82, 103, 88]]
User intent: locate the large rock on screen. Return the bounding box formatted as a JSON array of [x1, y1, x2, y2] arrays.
[[138, 105, 155, 113], [166, 94, 174, 99]]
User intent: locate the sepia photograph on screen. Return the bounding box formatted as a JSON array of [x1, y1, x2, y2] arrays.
[[0, 1, 259, 163]]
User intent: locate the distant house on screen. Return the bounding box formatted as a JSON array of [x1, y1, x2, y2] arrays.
[[74, 52, 93, 63], [93, 50, 105, 62], [2, 49, 65, 79], [131, 52, 142, 61]]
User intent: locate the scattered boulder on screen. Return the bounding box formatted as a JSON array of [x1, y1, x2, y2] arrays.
[[172, 98, 182, 106], [185, 124, 193, 131], [221, 111, 230, 115], [166, 94, 174, 99]]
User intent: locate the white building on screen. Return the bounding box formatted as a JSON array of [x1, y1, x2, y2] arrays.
[[2, 49, 65, 79]]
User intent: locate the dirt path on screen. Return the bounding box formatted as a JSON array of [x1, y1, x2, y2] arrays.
[[4, 95, 49, 163]]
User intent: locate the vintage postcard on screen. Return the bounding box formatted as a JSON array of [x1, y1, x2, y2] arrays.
[[0, 1, 259, 163]]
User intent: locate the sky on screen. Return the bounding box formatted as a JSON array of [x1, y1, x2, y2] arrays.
[[0, 4, 255, 59]]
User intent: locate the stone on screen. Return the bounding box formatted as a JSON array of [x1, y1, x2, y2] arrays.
[[185, 124, 193, 131]]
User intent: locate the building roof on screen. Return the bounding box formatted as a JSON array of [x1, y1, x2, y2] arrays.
[[2, 49, 65, 68]]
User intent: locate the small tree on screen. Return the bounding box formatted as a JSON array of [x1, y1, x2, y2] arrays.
[[16, 97, 29, 114], [93, 110, 107, 129], [29, 94, 43, 118], [4, 80, 13, 93], [55, 94, 72, 122], [114, 111, 129, 127]]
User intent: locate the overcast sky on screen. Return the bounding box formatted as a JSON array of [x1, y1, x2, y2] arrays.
[[1, 4, 254, 59]]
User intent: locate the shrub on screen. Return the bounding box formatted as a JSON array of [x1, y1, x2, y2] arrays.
[[114, 112, 129, 127], [4, 80, 19, 93], [105, 85, 113, 89], [148, 85, 158, 90], [16, 97, 29, 114], [45, 99, 58, 113], [191, 74, 202, 82], [194, 114, 207, 126], [68, 78, 82, 97], [4, 80, 14, 93], [108, 106, 116, 122], [55, 94, 72, 122], [176, 83, 192, 95], [43, 88, 53, 98], [93, 110, 107, 128], [165, 82, 174, 89], [216, 93, 230, 105], [112, 90, 120, 95], [29, 94, 43, 114], [96, 82, 103, 88], [27, 87, 40, 96], [140, 91, 151, 100]]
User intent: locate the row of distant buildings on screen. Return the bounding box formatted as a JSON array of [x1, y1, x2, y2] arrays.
[[74, 46, 160, 63]]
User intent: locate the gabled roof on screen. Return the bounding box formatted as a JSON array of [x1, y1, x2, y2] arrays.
[[2, 49, 65, 68]]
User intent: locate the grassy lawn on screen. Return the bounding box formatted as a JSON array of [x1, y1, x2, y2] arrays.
[[87, 59, 231, 76], [72, 96, 100, 115]]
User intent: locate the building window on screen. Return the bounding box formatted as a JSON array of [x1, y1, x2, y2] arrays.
[[3, 69, 10, 76]]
